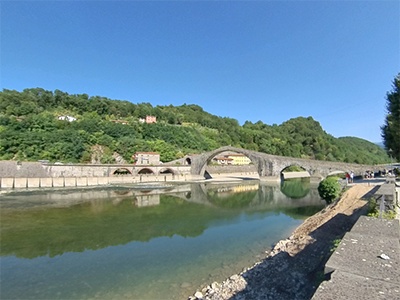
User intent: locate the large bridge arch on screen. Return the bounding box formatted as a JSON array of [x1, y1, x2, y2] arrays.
[[191, 146, 264, 178]]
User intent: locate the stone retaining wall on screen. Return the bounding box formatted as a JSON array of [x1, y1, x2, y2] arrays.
[[0, 174, 193, 189]]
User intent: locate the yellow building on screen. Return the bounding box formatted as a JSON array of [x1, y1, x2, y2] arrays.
[[225, 154, 251, 165]]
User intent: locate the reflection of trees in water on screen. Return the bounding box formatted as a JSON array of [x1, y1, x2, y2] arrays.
[[0, 182, 324, 259], [280, 178, 310, 199], [207, 191, 257, 208]]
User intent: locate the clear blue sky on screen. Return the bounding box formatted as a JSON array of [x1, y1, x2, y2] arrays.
[[1, 1, 399, 143]]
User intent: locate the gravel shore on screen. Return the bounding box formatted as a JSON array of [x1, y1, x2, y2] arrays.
[[189, 185, 377, 300]]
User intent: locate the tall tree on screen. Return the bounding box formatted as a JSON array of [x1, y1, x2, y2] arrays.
[[381, 73, 400, 161]]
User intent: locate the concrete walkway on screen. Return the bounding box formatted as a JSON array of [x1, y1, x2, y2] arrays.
[[312, 215, 400, 300]]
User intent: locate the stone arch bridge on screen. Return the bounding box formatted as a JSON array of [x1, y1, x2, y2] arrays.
[[0, 146, 380, 183], [190, 146, 379, 182]]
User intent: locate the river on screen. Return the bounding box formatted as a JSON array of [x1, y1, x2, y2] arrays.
[[0, 179, 325, 300]]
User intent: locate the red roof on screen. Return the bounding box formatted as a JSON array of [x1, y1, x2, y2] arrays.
[[215, 157, 233, 160]]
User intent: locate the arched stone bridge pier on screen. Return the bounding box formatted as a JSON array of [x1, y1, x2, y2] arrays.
[[190, 146, 379, 182]]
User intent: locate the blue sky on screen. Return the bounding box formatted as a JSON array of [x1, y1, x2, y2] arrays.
[[1, 1, 399, 143]]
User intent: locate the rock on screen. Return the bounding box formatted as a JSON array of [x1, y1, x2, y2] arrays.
[[230, 274, 240, 281], [379, 253, 391, 260], [211, 282, 220, 290], [194, 291, 203, 299]]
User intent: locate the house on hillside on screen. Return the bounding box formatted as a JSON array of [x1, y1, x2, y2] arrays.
[[132, 152, 160, 165], [139, 116, 157, 124], [145, 116, 157, 123], [213, 157, 234, 165], [225, 154, 251, 165], [58, 115, 77, 122]]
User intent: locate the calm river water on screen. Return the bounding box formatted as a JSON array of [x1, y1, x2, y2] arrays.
[[0, 179, 325, 300]]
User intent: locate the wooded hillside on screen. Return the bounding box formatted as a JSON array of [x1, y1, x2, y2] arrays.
[[0, 88, 390, 164]]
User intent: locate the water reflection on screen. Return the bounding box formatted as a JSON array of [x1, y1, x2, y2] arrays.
[[280, 178, 311, 199], [0, 181, 325, 300], [1, 181, 323, 260]]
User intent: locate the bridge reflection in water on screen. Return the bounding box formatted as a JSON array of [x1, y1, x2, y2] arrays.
[[0, 180, 325, 300]]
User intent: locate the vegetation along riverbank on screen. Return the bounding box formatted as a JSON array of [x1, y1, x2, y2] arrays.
[[188, 184, 379, 300]]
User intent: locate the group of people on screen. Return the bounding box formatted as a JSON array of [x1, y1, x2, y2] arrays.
[[364, 171, 375, 179], [345, 171, 354, 183]]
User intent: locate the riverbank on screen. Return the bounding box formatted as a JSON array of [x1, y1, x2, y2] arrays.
[[189, 184, 378, 300]]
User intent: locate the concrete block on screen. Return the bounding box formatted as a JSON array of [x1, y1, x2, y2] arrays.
[[76, 177, 88, 187], [1, 178, 14, 188], [53, 178, 65, 187], [64, 178, 76, 187], [325, 231, 400, 284], [40, 178, 53, 188], [121, 177, 134, 183], [142, 175, 157, 182], [87, 177, 98, 186], [14, 178, 27, 188], [350, 216, 400, 238], [27, 178, 40, 188], [98, 177, 109, 185], [108, 177, 121, 184], [312, 270, 400, 300]]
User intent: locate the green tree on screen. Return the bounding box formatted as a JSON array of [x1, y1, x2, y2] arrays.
[[381, 73, 400, 161], [318, 177, 341, 204]]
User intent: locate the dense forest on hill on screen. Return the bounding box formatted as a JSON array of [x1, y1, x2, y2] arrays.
[[0, 88, 390, 164]]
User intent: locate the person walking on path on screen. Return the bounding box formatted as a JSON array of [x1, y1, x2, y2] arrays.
[[350, 171, 354, 183]]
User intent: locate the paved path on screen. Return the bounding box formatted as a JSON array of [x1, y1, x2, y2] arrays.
[[312, 215, 400, 300]]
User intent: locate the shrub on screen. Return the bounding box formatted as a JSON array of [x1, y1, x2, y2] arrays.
[[330, 239, 342, 253], [367, 198, 397, 219], [318, 177, 341, 203]]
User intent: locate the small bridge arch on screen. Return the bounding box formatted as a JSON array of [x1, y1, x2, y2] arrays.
[[326, 169, 349, 177], [279, 163, 311, 177], [111, 167, 133, 176], [137, 168, 155, 175], [158, 168, 177, 175]]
